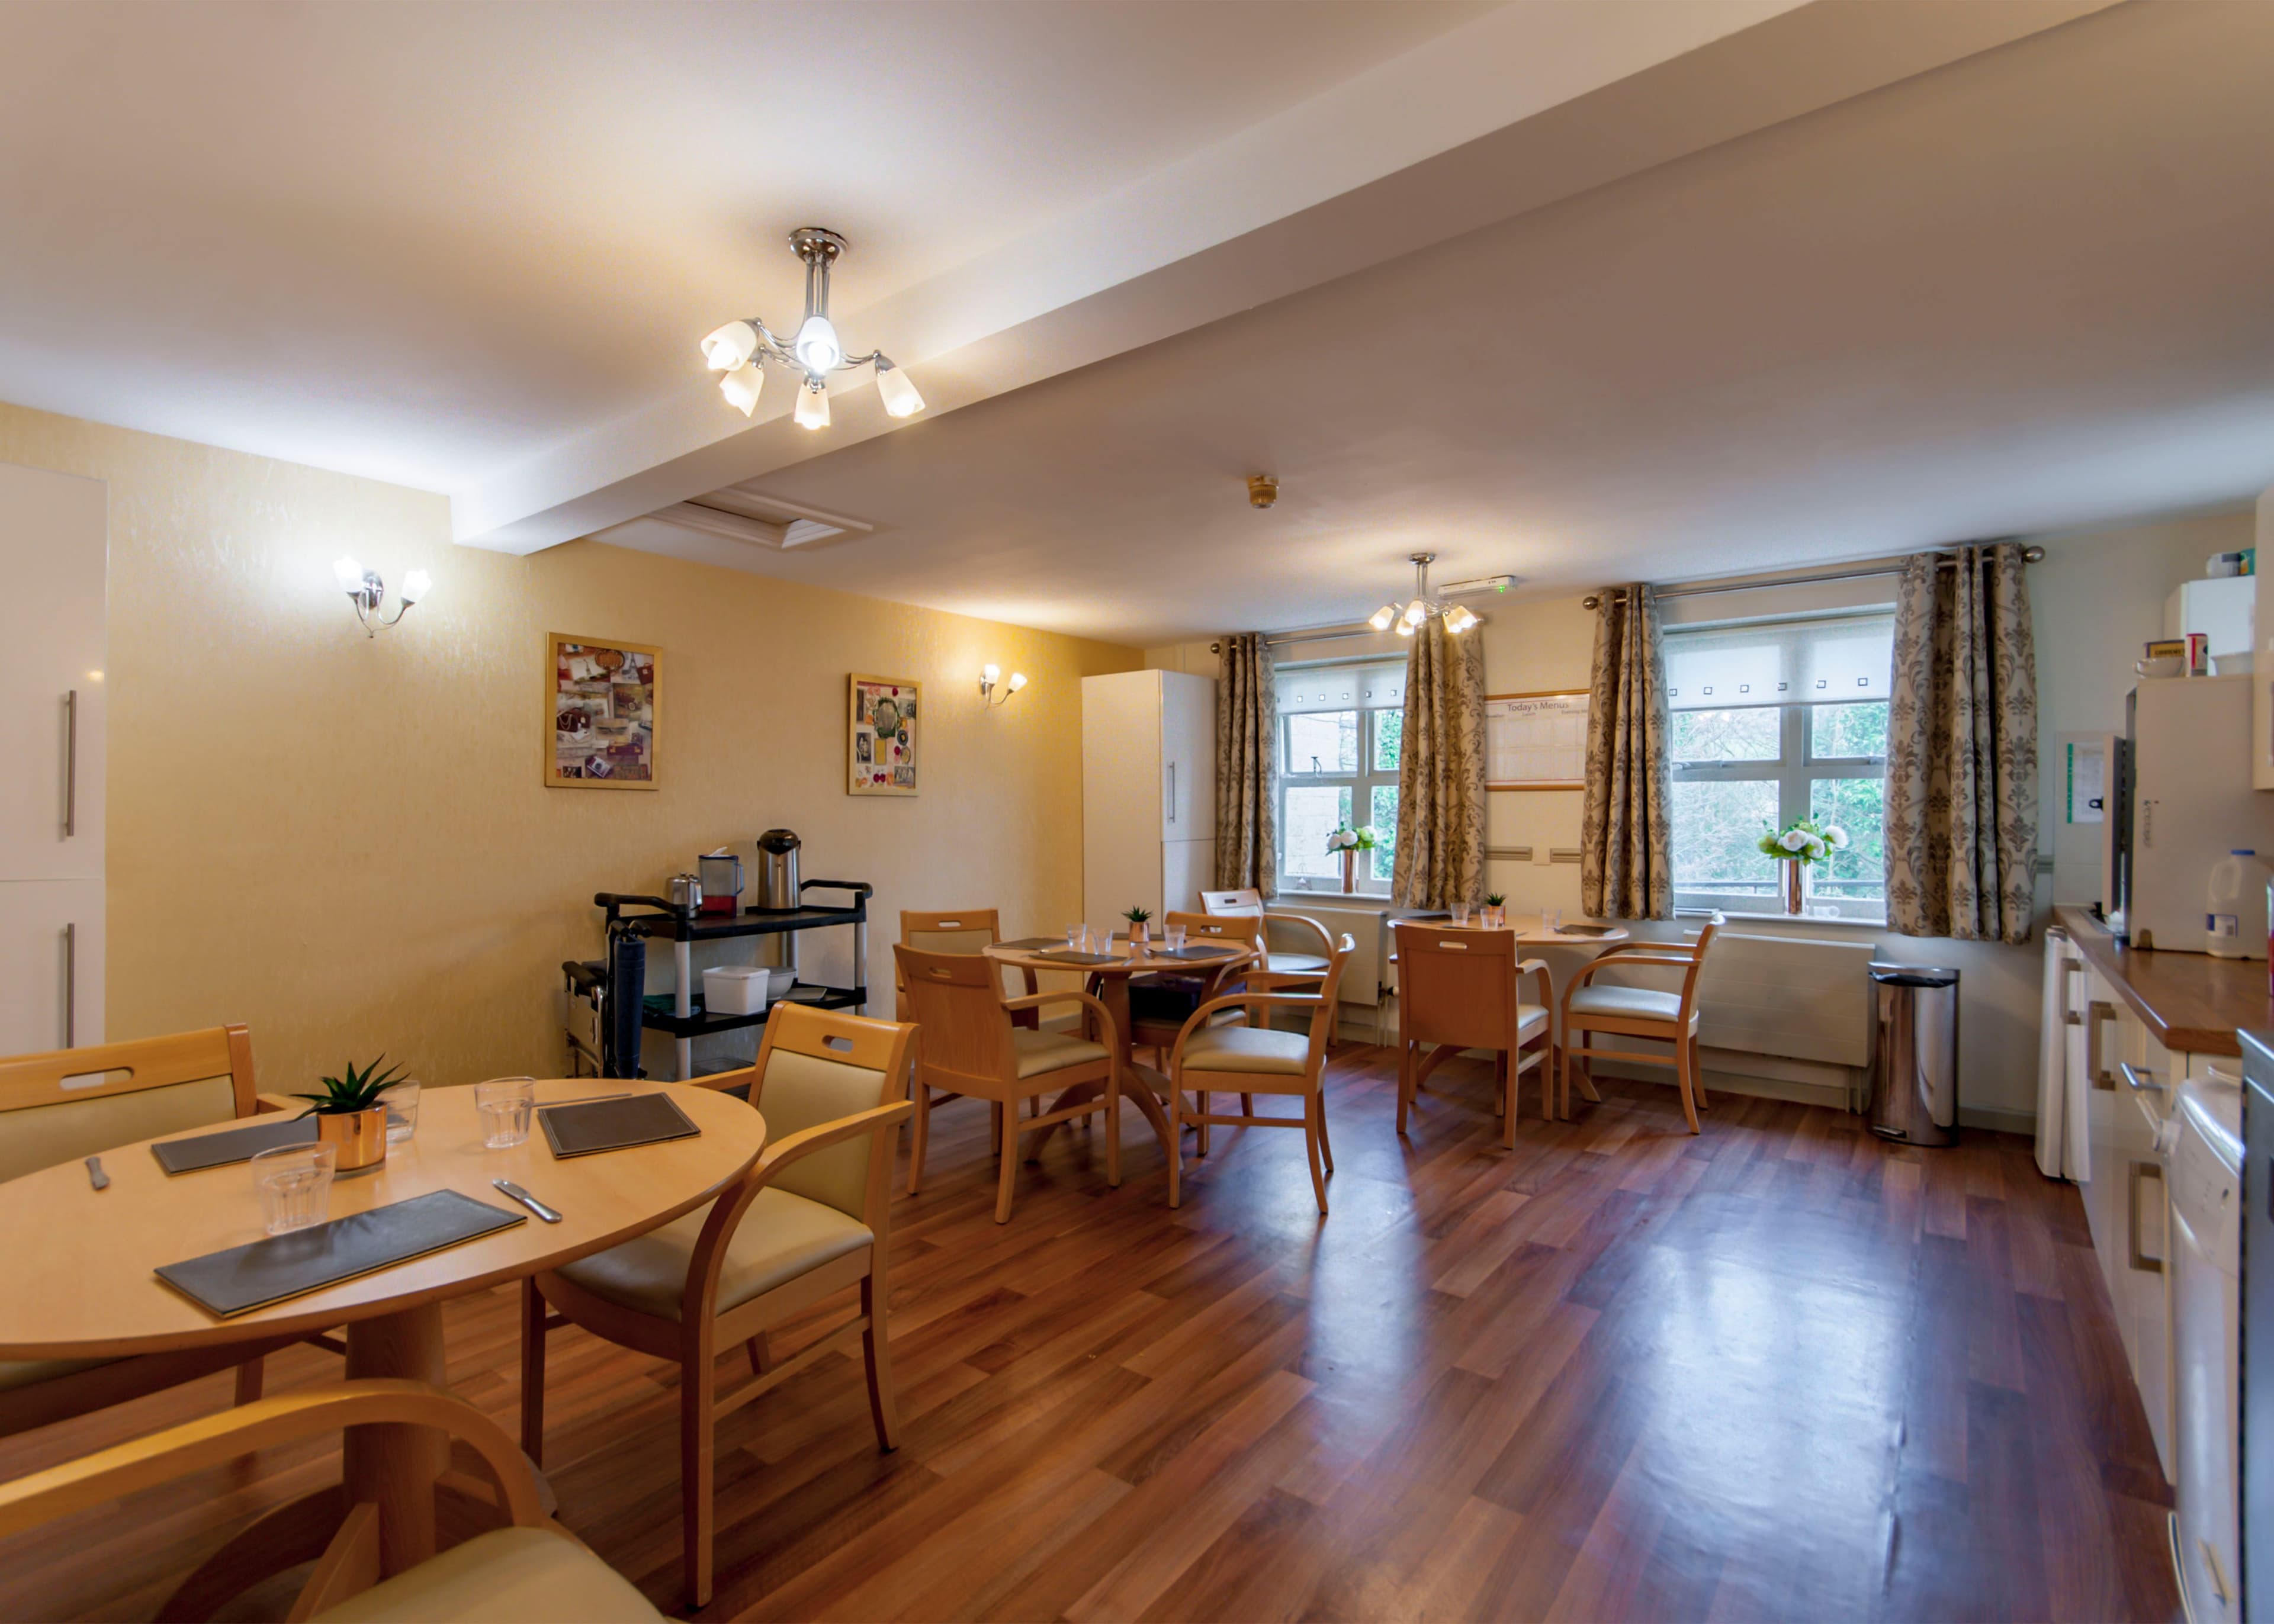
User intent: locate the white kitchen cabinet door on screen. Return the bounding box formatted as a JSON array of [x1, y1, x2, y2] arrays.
[[0, 464, 105, 882], [0, 879, 104, 1054]]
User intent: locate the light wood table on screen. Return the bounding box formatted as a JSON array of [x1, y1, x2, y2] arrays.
[[0, 1076, 765, 1607], [982, 938, 1254, 1146], [1391, 915, 1633, 1106]]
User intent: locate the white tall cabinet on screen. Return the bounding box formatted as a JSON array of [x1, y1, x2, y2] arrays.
[[1082, 670, 1216, 924], [0, 463, 106, 1053]]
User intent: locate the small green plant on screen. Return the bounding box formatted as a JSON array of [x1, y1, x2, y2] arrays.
[[1485, 892, 1506, 907], [293, 1056, 407, 1118], [1122, 906, 1152, 924]]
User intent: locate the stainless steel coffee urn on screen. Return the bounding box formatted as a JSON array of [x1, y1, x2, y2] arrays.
[[754, 828, 802, 975]]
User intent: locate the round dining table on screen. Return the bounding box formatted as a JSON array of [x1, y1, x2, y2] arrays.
[[982, 937, 1255, 1146], [0, 1076, 766, 1605]]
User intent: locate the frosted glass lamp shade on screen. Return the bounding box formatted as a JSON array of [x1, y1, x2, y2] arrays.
[[400, 569, 432, 606], [701, 321, 759, 371], [794, 378, 831, 430], [1008, 673, 1027, 692], [875, 361, 926, 418], [981, 663, 1000, 684], [333, 556, 365, 591], [792, 314, 844, 375], [1368, 604, 1396, 632], [719, 362, 763, 416]]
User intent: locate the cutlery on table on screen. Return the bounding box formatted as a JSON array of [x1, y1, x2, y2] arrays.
[[492, 1178, 561, 1224], [83, 1155, 108, 1191]]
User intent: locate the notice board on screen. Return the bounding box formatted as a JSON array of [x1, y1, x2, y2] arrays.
[[1485, 690, 1589, 790]]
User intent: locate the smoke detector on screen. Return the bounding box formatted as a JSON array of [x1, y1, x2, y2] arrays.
[[1247, 474, 1279, 509]]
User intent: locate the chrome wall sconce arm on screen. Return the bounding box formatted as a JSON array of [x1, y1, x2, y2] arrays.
[[978, 664, 1027, 708], [335, 557, 430, 637]]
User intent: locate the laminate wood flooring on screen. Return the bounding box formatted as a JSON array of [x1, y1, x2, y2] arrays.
[[0, 1047, 2180, 1622]]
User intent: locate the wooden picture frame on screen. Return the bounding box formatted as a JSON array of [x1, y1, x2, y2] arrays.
[[848, 674, 920, 796], [1485, 689, 1589, 791], [547, 634, 659, 790]]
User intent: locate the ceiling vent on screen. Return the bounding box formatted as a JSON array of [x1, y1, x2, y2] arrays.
[[654, 483, 875, 551]]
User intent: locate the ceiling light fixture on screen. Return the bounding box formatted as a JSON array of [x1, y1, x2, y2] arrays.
[[700, 227, 926, 427], [1369, 553, 1480, 638]]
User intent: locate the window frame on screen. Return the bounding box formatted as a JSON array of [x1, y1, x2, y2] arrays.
[[1669, 699, 1888, 923], [1274, 664, 1402, 898]]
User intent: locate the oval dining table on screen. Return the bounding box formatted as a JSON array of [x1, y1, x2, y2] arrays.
[[0, 1076, 766, 1608], [982, 937, 1255, 1147]]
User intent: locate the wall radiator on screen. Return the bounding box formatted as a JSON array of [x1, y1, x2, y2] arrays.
[[1265, 901, 1392, 1007], [1598, 929, 1879, 1067]]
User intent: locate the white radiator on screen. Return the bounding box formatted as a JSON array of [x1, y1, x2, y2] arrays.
[[1264, 901, 1392, 1006], [1592, 928, 1877, 1066]]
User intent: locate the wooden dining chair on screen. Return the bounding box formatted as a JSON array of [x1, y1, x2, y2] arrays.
[[0, 1379, 664, 1622], [1199, 889, 1335, 978], [1389, 921, 1556, 1146], [895, 943, 1121, 1224], [895, 908, 1036, 1195], [1162, 935, 1353, 1213], [520, 1005, 916, 1608], [1558, 918, 1723, 1134], [0, 1025, 317, 1438]]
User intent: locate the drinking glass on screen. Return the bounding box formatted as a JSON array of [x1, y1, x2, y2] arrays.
[[252, 1143, 336, 1236], [1451, 902, 1471, 926], [1065, 923, 1088, 953], [384, 1080, 421, 1146], [476, 1077, 537, 1149], [1165, 924, 1187, 953], [1544, 909, 1562, 934]]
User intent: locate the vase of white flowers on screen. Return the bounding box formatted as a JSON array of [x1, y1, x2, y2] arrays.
[[1756, 815, 1850, 915], [1325, 824, 1377, 893]]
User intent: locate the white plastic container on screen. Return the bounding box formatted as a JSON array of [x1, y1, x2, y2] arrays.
[[2205, 849, 2270, 959], [702, 965, 772, 1015]]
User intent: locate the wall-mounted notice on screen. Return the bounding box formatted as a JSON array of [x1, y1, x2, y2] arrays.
[[1486, 691, 1589, 790]]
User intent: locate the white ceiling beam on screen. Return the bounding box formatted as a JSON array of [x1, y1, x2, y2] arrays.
[[453, 0, 2116, 555]]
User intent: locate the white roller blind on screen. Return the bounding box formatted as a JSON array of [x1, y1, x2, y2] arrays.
[[1275, 661, 1405, 716], [1663, 613, 1894, 712]]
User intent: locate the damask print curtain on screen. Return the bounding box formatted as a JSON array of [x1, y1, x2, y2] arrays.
[[1392, 620, 1487, 908], [1884, 543, 2039, 943], [1213, 633, 1279, 896], [1579, 585, 1674, 919]]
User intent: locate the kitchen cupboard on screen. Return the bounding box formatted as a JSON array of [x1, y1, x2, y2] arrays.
[[1082, 670, 1216, 924], [0, 462, 106, 1053]]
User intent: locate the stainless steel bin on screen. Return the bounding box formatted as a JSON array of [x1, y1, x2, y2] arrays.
[[1867, 964, 1960, 1146]]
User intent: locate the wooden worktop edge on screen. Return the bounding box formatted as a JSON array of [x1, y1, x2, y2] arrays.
[[2052, 905, 2271, 1058]]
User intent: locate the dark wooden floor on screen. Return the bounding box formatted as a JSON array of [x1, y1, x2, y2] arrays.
[[0, 1046, 2179, 1622]]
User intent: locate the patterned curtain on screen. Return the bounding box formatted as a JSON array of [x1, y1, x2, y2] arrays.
[[1213, 634, 1278, 896], [1884, 543, 2039, 943], [1392, 620, 1487, 908], [1580, 585, 1673, 919]]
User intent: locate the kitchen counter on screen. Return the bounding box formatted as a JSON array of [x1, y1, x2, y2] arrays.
[[2054, 904, 2274, 1057]]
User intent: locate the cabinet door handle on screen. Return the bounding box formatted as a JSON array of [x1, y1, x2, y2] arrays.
[[2127, 1158, 2164, 1273], [63, 922, 76, 1049], [1165, 761, 1176, 824], [2119, 1060, 2166, 1097], [63, 690, 78, 838], [2085, 999, 2118, 1090], [2060, 961, 2083, 1024]]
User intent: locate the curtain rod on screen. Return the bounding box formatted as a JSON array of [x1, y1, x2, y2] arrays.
[[1207, 621, 1397, 655], [1580, 545, 2046, 611]]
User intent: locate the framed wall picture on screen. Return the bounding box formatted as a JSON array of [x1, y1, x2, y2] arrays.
[[548, 634, 659, 789], [849, 674, 918, 796]]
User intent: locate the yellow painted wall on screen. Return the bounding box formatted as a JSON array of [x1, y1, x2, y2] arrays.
[[0, 402, 1139, 1092]]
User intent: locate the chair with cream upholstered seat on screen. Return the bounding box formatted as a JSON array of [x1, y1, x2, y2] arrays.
[[1557, 918, 1721, 1134], [1389, 921, 1556, 1144], [0, 1379, 663, 1623], [1162, 934, 1353, 1213], [894, 908, 1037, 1194], [895, 943, 1120, 1224], [0, 1025, 318, 1438], [519, 1005, 916, 1608], [1199, 889, 1335, 980]]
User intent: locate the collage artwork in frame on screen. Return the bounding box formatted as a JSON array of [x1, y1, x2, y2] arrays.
[[548, 634, 658, 789], [848, 674, 918, 796]]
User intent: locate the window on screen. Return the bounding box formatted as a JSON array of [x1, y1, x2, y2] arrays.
[[1665, 613, 1893, 920], [1276, 661, 1403, 895]]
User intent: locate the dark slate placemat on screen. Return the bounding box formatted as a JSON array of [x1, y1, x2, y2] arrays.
[[538, 1092, 701, 1159], [150, 1115, 319, 1176]]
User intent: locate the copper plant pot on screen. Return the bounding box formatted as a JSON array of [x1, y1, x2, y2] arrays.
[[316, 1107, 389, 1173], [1781, 860, 1807, 916]]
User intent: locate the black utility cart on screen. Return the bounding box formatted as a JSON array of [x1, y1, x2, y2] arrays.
[[563, 880, 873, 1080]]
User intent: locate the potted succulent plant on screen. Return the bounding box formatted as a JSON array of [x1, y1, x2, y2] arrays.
[[1123, 905, 1153, 947], [1756, 816, 1851, 914], [292, 1057, 408, 1174], [1325, 824, 1377, 892], [1483, 891, 1508, 928]]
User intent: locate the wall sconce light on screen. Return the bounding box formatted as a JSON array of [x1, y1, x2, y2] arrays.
[[979, 663, 1027, 707], [334, 557, 431, 637]]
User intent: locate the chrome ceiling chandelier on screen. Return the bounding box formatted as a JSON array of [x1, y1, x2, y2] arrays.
[[699, 227, 925, 431], [1370, 552, 1479, 636]]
